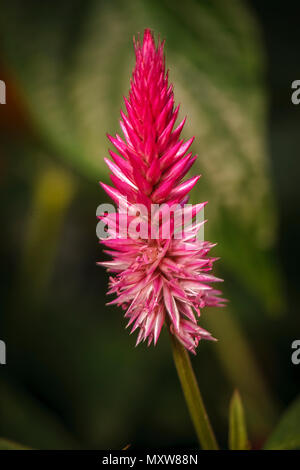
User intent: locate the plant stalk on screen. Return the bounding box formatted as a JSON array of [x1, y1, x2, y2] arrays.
[[170, 334, 219, 450]]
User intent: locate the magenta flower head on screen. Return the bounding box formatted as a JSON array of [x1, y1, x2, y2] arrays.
[[98, 29, 225, 354]]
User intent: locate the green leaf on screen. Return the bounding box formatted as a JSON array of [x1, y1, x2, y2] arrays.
[[0, 438, 32, 450], [0, 0, 283, 312], [264, 396, 300, 450], [229, 390, 250, 450]]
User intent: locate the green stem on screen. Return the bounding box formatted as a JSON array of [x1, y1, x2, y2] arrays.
[[170, 334, 219, 450]]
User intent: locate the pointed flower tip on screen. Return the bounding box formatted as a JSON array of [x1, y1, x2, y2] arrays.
[[134, 28, 155, 51], [143, 28, 153, 39], [143, 28, 156, 46]]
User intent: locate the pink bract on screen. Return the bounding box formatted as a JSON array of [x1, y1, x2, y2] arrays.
[[99, 29, 225, 354]]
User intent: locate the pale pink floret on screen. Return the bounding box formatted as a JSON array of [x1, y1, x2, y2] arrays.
[[99, 29, 225, 354]]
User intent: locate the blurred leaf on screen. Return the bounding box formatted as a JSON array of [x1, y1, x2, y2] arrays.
[[204, 309, 278, 438], [0, 438, 32, 450], [264, 396, 300, 450], [0, 0, 283, 312], [122, 444, 131, 450], [16, 163, 76, 311], [228, 390, 250, 450]]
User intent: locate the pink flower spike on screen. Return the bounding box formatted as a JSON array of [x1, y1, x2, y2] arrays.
[[99, 29, 225, 354]]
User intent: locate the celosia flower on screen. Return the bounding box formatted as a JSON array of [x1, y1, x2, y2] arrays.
[[99, 29, 224, 354]]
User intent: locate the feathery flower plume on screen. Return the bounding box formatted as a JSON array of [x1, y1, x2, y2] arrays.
[[99, 29, 224, 354]]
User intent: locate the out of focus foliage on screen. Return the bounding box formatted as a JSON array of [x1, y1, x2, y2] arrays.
[[0, 0, 282, 309], [228, 391, 250, 450], [264, 396, 300, 450], [0, 0, 298, 450]]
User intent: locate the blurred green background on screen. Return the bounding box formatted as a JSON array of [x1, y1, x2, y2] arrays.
[[0, 0, 299, 450]]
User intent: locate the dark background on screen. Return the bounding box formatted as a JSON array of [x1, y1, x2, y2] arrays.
[[0, 0, 299, 450]]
